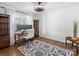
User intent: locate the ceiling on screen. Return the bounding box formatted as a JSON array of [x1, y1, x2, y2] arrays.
[[1, 2, 79, 14]]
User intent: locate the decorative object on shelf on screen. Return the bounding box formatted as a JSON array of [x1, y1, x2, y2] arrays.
[[73, 19, 78, 38], [34, 2, 45, 12], [0, 6, 6, 14]]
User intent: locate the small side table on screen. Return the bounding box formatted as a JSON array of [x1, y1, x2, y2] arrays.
[[65, 37, 79, 55]]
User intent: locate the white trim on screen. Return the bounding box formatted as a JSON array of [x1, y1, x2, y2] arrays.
[[39, 34, 65, 43]]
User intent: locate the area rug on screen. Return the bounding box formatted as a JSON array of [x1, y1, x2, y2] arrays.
[[18, 40, 74, 56]]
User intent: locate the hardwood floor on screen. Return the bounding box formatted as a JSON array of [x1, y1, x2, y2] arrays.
[[0, 36, 78, 56], [0, 45, 24, 56]]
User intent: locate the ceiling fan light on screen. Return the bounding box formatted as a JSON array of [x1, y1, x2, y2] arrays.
[[34, 2, 45, 12], [35, 6, 44, 12]]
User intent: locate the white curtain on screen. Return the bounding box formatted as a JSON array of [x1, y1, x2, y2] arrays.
[[7, 8, 16, 45]]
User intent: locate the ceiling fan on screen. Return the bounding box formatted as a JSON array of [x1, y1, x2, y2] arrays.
[[34, 2, 45, 12]]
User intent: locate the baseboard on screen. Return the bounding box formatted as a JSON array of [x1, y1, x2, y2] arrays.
[[39, 34, 65, 42], [39, 36, 64, 44]]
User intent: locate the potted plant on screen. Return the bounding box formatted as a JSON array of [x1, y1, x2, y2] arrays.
[[73, 20, 78, 38]]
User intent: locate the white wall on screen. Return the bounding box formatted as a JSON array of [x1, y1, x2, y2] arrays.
[[40, 5, 79, 43]]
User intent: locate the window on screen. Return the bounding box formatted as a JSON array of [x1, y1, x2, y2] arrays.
[[14, 12, 33, 31]]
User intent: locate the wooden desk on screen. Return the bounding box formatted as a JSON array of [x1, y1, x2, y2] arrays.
[[15, 31, 27, 46], [65, 37, 79, 54]]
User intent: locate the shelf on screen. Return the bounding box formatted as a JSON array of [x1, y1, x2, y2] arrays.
[[0, 14, 10, 49], [33, 20, 39, 38]]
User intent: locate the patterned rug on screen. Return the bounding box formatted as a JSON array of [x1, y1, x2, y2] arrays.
[[18, 40, 74, 56]]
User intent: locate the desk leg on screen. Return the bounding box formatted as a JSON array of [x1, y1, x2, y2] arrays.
[[18, 35, 20, 46], [76, 44, 78, 55], [14, 34, 17, 44]]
